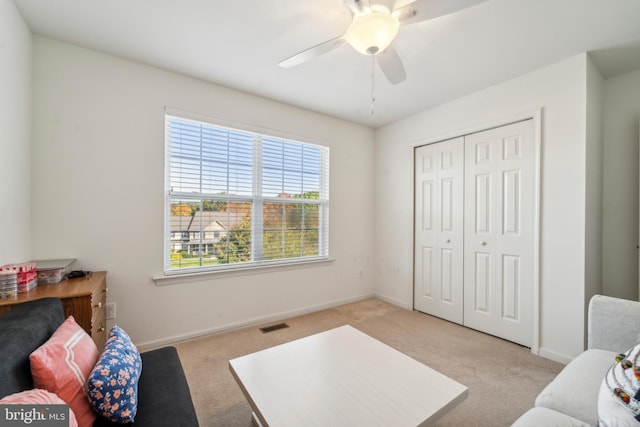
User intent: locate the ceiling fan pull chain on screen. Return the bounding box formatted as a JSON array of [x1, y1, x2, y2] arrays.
[[370, 55, 376, 115]]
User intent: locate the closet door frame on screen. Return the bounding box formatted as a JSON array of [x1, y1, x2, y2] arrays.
[[411, 109, 542, 355]]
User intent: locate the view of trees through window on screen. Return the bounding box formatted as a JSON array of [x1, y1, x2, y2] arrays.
[[166, 114, 329, 272]]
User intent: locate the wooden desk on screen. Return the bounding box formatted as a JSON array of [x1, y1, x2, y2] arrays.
[[0, 271, 108, 349]]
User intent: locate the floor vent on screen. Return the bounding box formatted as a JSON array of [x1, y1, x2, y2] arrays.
[[259, 323, 289, 333]]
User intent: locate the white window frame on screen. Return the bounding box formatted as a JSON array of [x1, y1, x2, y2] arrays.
[[163, 112, 330, 276]]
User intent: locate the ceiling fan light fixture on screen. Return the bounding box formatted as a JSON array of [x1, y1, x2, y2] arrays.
[[345, 9, 400, 55]]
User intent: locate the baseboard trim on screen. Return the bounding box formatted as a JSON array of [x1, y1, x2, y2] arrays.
[[136, 293, 375, 352], [373, 293, 412, 310], [538, 347, 573, 365]]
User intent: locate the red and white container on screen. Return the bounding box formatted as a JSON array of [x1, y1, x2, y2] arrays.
[[1, 262, 38, 293]]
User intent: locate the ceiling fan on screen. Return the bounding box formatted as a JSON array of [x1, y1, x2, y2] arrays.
[[278, 0, 487, 85]]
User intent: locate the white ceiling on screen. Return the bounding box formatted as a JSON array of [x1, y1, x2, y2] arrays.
[[13, 0, 640, 128]]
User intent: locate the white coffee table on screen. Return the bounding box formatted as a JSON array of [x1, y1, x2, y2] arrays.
[[229, 325, 467, 427]]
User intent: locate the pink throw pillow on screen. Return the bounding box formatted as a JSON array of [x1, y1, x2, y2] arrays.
[[0, 389, 78, 427], [29, 316, 98, 427]]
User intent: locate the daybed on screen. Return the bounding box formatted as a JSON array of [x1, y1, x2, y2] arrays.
[[0, 297, 199, 427]]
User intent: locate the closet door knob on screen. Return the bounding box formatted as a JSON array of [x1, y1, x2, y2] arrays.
[[446, 239, 451, 243], [481, 241, 487, 246]]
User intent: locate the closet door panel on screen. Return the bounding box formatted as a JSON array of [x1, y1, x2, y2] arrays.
[[463, 120, 534, 347], [414, 138, 464, 324], [474, 252, 492, 313]]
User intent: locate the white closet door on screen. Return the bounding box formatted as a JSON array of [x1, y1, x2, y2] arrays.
[[414, 137, 464, 324], [463, 120, 534, 347]]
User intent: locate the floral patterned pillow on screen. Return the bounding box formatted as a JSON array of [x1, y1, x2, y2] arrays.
[[87, 326, 142, 423], [597, 343, 640, 427]]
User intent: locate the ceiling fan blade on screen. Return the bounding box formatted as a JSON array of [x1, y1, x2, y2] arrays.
[[394, 0, 486, 25], [377, 45, 406, 85], [278, 36, 346, 68], [344, 0, 370, 15]]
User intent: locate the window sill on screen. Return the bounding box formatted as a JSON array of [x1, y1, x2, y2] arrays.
[[153, 258, 335, 286]]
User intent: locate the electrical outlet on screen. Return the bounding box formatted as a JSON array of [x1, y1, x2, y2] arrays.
[[106, 302, 116, 320]]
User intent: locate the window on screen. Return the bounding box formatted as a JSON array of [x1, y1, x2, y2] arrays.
[[164, 114, 329, 274]]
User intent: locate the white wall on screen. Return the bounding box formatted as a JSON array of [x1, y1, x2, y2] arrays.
[[602, 69, 640, 301], [31, 37, 376, 349], [375, 54, 590, 362], [584, 55, 604, 344], [0, 0, 31, 264]]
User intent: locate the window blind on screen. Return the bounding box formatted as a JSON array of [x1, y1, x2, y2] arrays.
[[165, 114, 329, 273]]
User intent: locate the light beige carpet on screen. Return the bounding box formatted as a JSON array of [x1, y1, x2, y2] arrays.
[[175, 298, 563, 426]]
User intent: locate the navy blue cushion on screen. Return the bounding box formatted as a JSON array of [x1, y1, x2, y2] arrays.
[[0, 298, 65, 398], [92, 346, 199, 427], [88, 326, 142, 423]]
